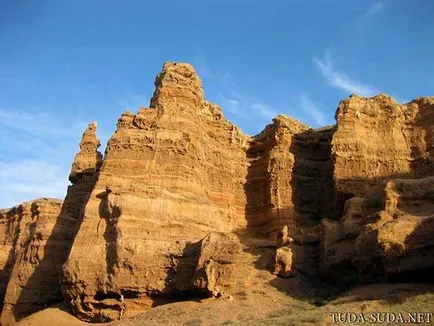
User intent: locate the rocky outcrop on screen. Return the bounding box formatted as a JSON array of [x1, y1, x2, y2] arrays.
[[317, 95, 434, 286], [193, 232, 242, 297], [319, 175, 434, 285], [59, 64, 434, 322], [61, 122, 104, 220], [0, 123, 103, 325], [1, 62, 433, 322], [61, 63, 249, 322], [0, 206, 24, 312], [61, 63, 327, 322], [245, 116, 309, 234], [354, 177, 434, 283], [0, 198, 64, 325], [332, 94, 434, 197], [319, 197, 364, 285], [69, 121, 103, 183]]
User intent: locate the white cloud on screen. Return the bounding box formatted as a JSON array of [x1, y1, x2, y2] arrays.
[[251, 103, 278, 120], [364, 1, 386, 17], [314, 50, 379, 97], [0, 109, 87, 138], [117, 92, 150, 111], [220, 97, 244, 116], [0, 160, 69, 208], [300, 94, 327, 126], [217, 88, 278, 134], [193, 56, 211, 78]]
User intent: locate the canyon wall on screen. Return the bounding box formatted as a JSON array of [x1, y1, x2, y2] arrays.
[[333, 94, 434, 196], [0, 62, 433, 323], [61, 63, 316, 322], [320, 94, 434, 284]]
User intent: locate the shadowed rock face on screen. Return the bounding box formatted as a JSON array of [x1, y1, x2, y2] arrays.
[[319, 95, 434, 285], [1, 62, 433, 323], [0, 198, 64, 325]]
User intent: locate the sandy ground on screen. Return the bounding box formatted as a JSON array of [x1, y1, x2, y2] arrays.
[[14, 239, 434, 325], [16, 282, 434, 326]]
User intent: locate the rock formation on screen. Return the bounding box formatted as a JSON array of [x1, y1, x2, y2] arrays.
[[0, 62, 433, 323], [0, 198, 64, 324], [332, 94, 434, 196], [61, 63, 252, 322], [320, 95, 434, 285], [62, 122, 104, 219], [0, 122, 103, 325]]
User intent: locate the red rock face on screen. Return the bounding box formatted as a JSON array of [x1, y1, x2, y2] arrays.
[[58, 63, 434, 322], [353, 177, 434, 283], [1, 62, 433, 323], [0, 206, 24, 312]]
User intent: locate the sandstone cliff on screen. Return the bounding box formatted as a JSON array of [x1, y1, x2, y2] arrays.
[[0, 62, 433, 324], [60, 63, 434, 322], [319, 95, 434, 285], [0, 198, 64, 324], [61, 63, 314, 322], [333, 94, 434, 196]]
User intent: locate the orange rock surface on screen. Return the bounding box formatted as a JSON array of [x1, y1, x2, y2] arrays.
[[0, 62, 432, 323]]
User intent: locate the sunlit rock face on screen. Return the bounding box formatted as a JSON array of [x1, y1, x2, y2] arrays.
[[2, 62, 433, 323], [332, 94, 434, 197]]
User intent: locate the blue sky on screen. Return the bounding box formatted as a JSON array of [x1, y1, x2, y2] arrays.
[[1, 0, 433, 207]]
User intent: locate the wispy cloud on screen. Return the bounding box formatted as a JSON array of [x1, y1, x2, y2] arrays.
[[219, 96, 244, 117], [300, 94, 327, 126], [313, 50, 378, 97], [117, 92, 150, 111], [0, 160, 69, 208], [0, 109, 103, 207], [217, 86, 279, 134], [364, 1, 386, 17], [191, 61, 280, 133], [251, 103, 278, 120], [0, 109, 87, 138], [193, 56, 211, 78]]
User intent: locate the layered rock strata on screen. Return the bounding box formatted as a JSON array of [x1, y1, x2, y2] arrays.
[[319, 95, 434, 285], [332, 94, 434, 197], [0, 62, 433, 323], [0, 198, 64, 325], [62, 63, 313, 322], [60, 63, 434, 321]]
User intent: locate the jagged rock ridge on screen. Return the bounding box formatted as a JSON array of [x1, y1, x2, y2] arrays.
[[0, 62, 432, 324]]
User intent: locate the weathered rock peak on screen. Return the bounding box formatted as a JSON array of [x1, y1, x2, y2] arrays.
[[150, 62, 204, 113], [69, 122, 103, 183]]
